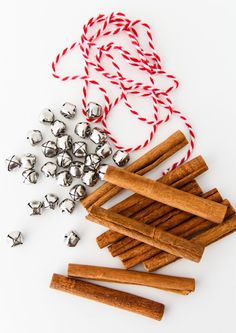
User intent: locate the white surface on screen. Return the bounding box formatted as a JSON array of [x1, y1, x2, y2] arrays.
[[0, 1, 236, 332]]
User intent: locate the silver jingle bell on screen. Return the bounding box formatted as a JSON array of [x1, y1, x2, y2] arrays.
[[43, 194, 59, 210], [86, 102, 102, 119], [72, 141, 87, 158], [74, 122, 91, 138], [56, 171, 73, 187], [42, 141, 58, 158], [27, 130, 43, 146], [84, 154, 101, 170], [95, 142, 112, 159], [69, 161, 84, 178], [39, 108, 55, 124], [51, 120, 66, 137], [113, 150, 130, 167], [60, 102, 77, 119], [22, 169, 39, 184], [69, 184, 86, 201], [21, 153, 36, 169], [57, 151, 72, 168], [5, 155, 21, 171], [7, 231, 24, 247], [97, 164, 108, 180], [41, 162, 57, 178], [27, 200, 42, 215], [59, 199, 75, 214], [56, 135, 72, 151], [81, 170, 98, 187], [64, 230, 80, 246], [89, 127, 107, 144]]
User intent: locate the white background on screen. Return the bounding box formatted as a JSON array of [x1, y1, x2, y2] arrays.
[[0, 1, 236, 332]]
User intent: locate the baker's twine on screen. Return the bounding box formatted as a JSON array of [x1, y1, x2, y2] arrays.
[[51, 12, 195, 173]]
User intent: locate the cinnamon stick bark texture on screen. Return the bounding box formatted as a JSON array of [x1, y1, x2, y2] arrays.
[[144, 208, 236, 272], [67, 264, 195, 294], [50, 274, 165, 321], [97, 155, 208, 249], [81, 130, 188, 209], [87, 207, 205, 262], [103, 165, 227, 223]]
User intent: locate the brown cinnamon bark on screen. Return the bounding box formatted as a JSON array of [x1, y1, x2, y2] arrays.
[[50, 274, 165, 321], [81, 130, 188, 209], [103, 165, 227, 224], [97, 155, 208, 248], [87, 207, 205, 262], [144, 206, 236, 272], [67, 264, 195, 294]]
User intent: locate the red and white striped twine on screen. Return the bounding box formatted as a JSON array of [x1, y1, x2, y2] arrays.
[[51, 12, 195, 173]]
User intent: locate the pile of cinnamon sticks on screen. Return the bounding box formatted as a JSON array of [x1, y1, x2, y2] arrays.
[[50, 130, 236, 321]]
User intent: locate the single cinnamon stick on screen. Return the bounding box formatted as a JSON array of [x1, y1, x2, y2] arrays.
[[122, 194, 229, 269], [144, 207, 236, 272], [50, 274, 165, 321], [97, 155, 208, 249], [87, 207, 205, 262], [81, 130, 188, 209], [67, 264, 195, 294], [108, 181, 203, 257], [103, 165, 227, 224]]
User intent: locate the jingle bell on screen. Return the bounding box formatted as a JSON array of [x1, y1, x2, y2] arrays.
[[72, 141, 87, 158], [60, 102, 77, 119], [95, 142, 112, 159], [41, 161, 57, 178], [64, 230, 80, 246], [84, 154, 101, 170], [43, 194, 59, 210], [97, 164, 108, 180], [5, 155, 21, 171], [59, 199, 75, 214], [86, 102, 102, 119], [42, 141, 58, 158], [69, 161, 84, 178], [81, 170, 98, 187], [27, 130, 43, 146], [69, 184, 86, 201], [56, 170, 73, 187], [113, 150, 130, 167], [21, 153, 36, 169], [56, 135, 72, 151], [22, 169, 39, 184], [74, 122, 91, 138], [7, 231, 24, 247], [57, 151, 72, 168], [51, 120, 66, 137], [27, 200, 42, 215], [39, 108, 55, 124], [89, 127, 107, 144]]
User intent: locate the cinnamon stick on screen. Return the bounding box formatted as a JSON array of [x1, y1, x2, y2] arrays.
[[81, 130, 188, 209], [87, 207, 205, 262], [144, 206, 236, 272], [67, 264, 195, 294], [103, 165, 227, 224], [108, 181, 203, 257], [97, 155, 208, 249], [50, 274, 165, 321]]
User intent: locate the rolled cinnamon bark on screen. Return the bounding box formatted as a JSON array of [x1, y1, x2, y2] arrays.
[[81, 130, 188, 209], [67, 264, 195, 294], [103, 165, 227, 223], [97, 155, 208, 249], [50, 274, 165, 321], [87, 207, 205, 262], [144, 206, 236, 272]]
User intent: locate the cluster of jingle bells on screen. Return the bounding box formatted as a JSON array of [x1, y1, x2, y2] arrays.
[[5, 102, 130, 248]]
